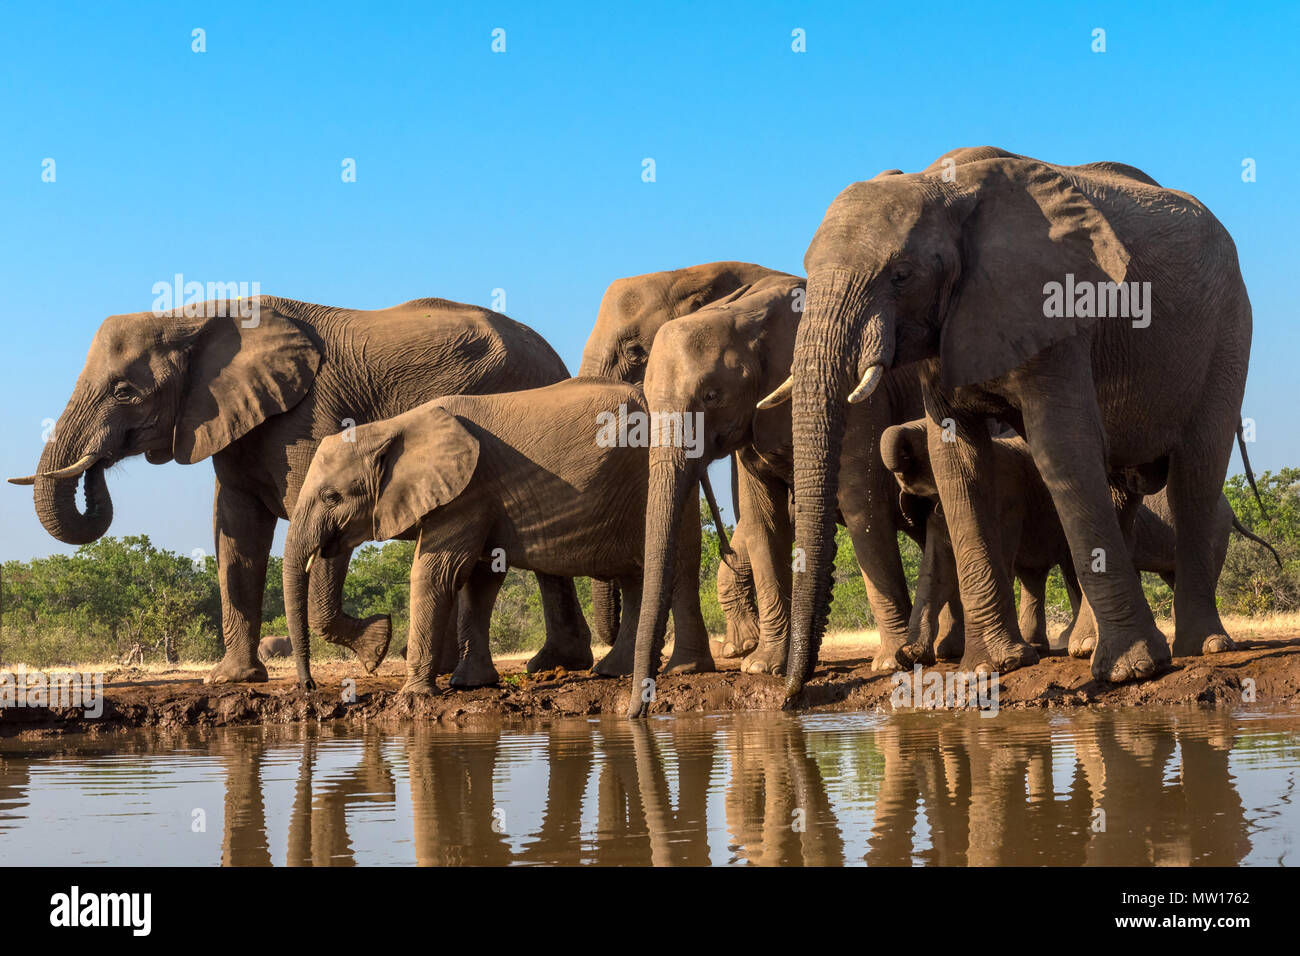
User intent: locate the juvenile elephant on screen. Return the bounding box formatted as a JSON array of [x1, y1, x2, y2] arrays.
[[258, 635, 294, 661], [627, 275, 937, 716], [772, 146, 1254, 691], [881, 419, 1281, 666], [579, 261, 784, 657], [9, 296, 591, 684], [284, 378, 704, 693]]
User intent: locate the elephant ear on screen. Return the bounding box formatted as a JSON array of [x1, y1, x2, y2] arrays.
[[372, 407, 479, 541], [173, 302, 321, 464], [939, 158, 1131, 390]]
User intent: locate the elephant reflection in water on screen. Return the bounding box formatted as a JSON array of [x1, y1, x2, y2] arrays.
[[867, 715, 1087, 866], [590, 720, 717, 866], [285, 728, 396, 866], [0, 755, 31, 833], [1073, 713, 1249, 866], [405, 725, 511, 866], [863, 712, 1249, 866], [217, 725, 397, 867], [724, 720, 845, 866]]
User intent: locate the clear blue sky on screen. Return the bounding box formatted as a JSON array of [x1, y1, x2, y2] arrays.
[[2, 1, 1296, 561]]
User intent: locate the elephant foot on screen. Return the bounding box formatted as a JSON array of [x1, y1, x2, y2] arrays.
[[204, 653, 268, 685], [1066, 620, 1097, 659], [1090, 623, 1171, 683], [449, 655, 500, 689], [399, 677, 440, 696], [664, 645, 715, 675], [1171, 617, 1236, 657], [896, 641, 936, 668], [719, 634, 759, 659], [593, 639, 635, 677], [741, 640, 787, 675], [719, 617, 760, 659], [872, 634, 908, 673], [526, 640, 594, 674], [933, 627, 964, 662], [960, 633, 1039, 675], [1201, 635, 1236, 654]]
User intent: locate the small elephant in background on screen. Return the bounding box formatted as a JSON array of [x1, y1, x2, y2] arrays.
[[258, 635, 293, 661], [283, 379, 704, 694], [881, 419, 1282, 668]]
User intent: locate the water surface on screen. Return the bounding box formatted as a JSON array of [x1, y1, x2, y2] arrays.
[[1, 707, 1297, 865]]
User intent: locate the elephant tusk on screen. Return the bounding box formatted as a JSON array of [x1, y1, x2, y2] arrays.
[[847, 365, 884, 404], [756, 375, 793, 410], [41, 453, 100, 480], [7, 474, 37, 485], [304, 551, 317, 575]]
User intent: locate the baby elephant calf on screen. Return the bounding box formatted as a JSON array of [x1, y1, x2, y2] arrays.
[[880, 419, 1280, 669], [283, 378, 701, 693]]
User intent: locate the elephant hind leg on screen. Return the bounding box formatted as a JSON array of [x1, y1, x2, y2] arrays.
[[594, 574, 642, 677], [1167, 428, 1238, 656], [527, 574, 595, 673], [206, 476, 276, 685]]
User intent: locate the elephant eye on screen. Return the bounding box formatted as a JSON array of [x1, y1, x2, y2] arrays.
[[320, 489, 343, 506], [112, 381, 137, 403], [702, 388, 721, 406], [621, 340, 647, 364], [890, 269, 912, 287]]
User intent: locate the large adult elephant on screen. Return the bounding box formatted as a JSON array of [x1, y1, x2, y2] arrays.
[[9, 295, 592, 683], [578, 261, 783, 671], [768, 146, 1253, 692], [626, 275, 932, 716]]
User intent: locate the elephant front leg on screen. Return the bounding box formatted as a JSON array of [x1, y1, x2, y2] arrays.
[[922, 404, 1038, 674], [1016, 569, 1051, 654], [717, 522, 761, 659], [527, 573, 595, 673], [842, 493, 913, 674], [1019, 372, 1170, 683], [665, 495, 715, 674], [402, 545, 464, 696], [206, 477, 276, 685], [899, 517, 959, 668], [737, 466, 792, 676], [309, 549, 392, 674]]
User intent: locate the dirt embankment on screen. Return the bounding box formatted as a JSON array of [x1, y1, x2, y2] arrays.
[[4, 632, 1300, 738]]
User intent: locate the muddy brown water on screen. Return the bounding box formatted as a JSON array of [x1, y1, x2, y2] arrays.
[[1, 707, 1297, 865]]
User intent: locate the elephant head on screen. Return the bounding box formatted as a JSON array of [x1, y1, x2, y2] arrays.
[[766, 148, 1131, 696], [627, 275, 803, 716], [578, 261, 783, 383], [8, 299, 319, 544], [282, 405, 479, 687]]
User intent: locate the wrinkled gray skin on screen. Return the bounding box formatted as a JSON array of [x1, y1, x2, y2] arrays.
[[778, 146, 1253, 693], [578, 261, 779, 662], [627, 276, 940, 717], [881, 420, 1079, 663], [258, 635, 293, 660], [284, 379, 701, 693], [884, 419, 1281, 664], [10, 296, 592, 684]]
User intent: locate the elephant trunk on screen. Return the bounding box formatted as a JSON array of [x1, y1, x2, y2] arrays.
[[34, 435, 113, 545], [787, 268, 893, 698], [283, 521, 318, 688], [627, 446, 696, 717]]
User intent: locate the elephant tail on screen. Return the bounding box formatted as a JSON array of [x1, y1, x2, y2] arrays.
[[1231, 514, 1283, 569], [1236, 419, 1268, 519]]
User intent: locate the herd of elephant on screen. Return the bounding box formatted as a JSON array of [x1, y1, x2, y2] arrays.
[[10, 146, 1272, 717]]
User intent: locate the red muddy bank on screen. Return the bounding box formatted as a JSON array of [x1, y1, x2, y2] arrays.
[[4, 635, 1300, 739]]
